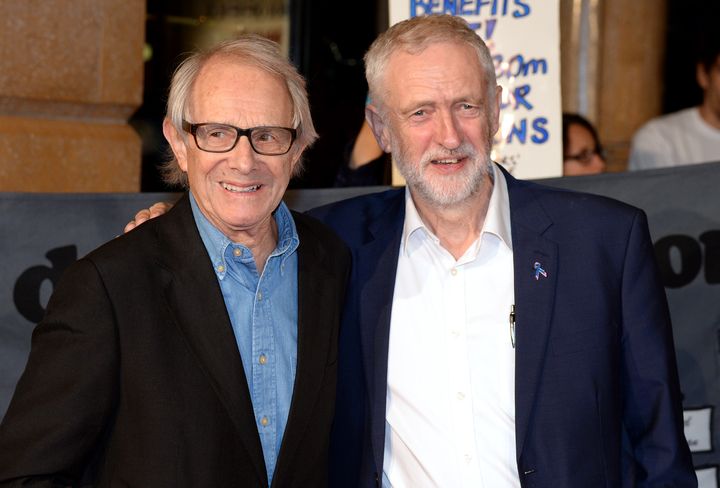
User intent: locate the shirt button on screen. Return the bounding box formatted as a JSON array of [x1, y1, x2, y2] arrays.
[[260, 416, 269, 427], [257, 291, 263, 301], [465, 454, 472, 463], [259, 354, 267, 365], [216, 265, 225, 273], [450, 268, 458, 276], [451, 330, 460, 338], [233, 248, 243, 257], [456, 392, 465, 400]]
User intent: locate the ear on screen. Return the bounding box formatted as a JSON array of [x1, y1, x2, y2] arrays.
[[697, 62, 710, 91], [288, 142, 306, 176], [490, 84, 503, 136], [365, 104, 392, 153], [163, 118, 189, 172]]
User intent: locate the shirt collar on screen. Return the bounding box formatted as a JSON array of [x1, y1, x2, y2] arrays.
[[401, 162, 512, 255], [189, 192, 299, 278]]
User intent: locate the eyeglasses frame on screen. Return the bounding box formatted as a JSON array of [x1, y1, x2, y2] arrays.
[[181, 120, 297, 156], [563, 147, 605, 165]]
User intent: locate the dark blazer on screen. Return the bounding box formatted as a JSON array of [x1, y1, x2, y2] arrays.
[[309, 166, 696, 488], [0, 194, 350, 488]]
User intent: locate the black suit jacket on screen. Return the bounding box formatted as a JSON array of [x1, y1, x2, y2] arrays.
[[309, 166, 696, 488], [0, 194, 350, 488]]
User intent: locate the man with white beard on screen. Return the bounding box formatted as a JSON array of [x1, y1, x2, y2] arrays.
[[310, 14, 695, 488]]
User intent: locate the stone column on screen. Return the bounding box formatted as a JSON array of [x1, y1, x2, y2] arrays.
[[0, 0, 145, 192], [595, 0, 667, 172], [560, 0, 667, 172]]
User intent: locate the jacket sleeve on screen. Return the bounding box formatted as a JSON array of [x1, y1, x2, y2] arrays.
[[619, 209, 697, 486], [0, 258, 119, 487]]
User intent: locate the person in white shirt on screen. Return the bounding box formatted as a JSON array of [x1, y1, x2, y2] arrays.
[[629, 40, 720, 170], [313, 15, 694, 487]]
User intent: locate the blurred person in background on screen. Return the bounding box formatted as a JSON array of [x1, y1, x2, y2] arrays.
[[629, 37, 720, 170], [562, 112, 607, 176]]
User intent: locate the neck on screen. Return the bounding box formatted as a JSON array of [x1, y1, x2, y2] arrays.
[[699, 102, 720, 130], [410, 175, 493, 260], [232, 218, 278, 275]]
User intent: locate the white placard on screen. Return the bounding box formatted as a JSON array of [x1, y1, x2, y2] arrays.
[[684, 407, 713, 452], [388, 0, 562, 179], [697, 466, 718, 488]]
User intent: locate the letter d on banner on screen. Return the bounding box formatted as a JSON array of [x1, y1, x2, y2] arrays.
[[13, 245, 77, 323]]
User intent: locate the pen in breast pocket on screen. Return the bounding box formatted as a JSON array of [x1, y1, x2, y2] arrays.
[[509, 304, 516, 348]]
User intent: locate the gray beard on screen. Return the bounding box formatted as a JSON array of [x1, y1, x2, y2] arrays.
[[394, 140, 493, 208]]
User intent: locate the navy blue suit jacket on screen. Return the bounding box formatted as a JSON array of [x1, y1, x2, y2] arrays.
[[309, 166, 696, 488]]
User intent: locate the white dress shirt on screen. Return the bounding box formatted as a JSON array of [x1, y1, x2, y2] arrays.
[[383, 165, 520, 488]]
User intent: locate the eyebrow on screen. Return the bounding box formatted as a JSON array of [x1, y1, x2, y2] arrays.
[[399, 96, 484, 113]]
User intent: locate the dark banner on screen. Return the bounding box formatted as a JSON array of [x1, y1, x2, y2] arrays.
[[2, 162, 719, 483]]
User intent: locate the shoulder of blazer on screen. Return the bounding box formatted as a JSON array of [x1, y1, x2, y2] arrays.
[[291, 210, 351, 278], [503, 168, 643, 233], [81, 194, 205, 273], [307, 188, 404, 223], [306, 188, 405, 247], [292, 210, 349, 253]]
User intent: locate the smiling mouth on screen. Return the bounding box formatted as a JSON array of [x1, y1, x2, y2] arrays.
[[222, 182, 262, 193], [432, 158, 462, 165]]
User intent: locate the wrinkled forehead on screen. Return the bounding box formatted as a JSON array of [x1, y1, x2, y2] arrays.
[[389, 41, 483, 77], [382, 42, 487, 96], [188, 56, 293, 122]]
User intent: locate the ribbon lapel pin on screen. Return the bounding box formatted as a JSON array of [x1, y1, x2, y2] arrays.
[[533, 262, 547, 281]]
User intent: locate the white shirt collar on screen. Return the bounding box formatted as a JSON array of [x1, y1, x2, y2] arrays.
[[401, 163, 513, 256]]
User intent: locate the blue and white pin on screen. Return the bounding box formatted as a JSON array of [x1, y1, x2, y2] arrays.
[[533, 262, 547, 281]]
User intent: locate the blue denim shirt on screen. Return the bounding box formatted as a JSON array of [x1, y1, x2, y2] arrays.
[[190, 193, 299, 485]]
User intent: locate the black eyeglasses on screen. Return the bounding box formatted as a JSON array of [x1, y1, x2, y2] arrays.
[[564, 148, 604, 165], [182, 120, 297, 156]]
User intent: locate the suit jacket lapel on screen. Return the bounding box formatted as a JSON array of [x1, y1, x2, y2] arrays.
[[356, 191, 405, 473], [504, 171, 558, 459], [155, 194, 268, 485], [273, 213, 341, 482]]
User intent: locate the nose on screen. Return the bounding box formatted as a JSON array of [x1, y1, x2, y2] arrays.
[[227, 135, 257, 173], [436, 110, 461, 149]]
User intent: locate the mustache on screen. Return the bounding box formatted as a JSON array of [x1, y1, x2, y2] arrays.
[[419, 143, 480, 165]]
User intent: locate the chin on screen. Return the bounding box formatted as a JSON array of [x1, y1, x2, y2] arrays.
[[414, 180, 473, 206], [418, 167, 488, 206]]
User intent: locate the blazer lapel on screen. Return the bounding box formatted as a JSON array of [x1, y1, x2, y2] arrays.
[[272, 214, 342, 482], [504, 172, 558, 459], [155, 195, 268, 485], [356, 191, 405, 473]]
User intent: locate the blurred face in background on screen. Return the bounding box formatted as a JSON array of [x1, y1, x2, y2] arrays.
[[698, 55, 720, 128], [563, 123, 606, 176]]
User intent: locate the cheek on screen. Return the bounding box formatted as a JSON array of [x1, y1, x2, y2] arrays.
[[465, 119, 491, 141], [395, 126, 430, 155], [185, 154, 219, 182], [270, 158, 295, 184], [563, 162, 582, 176]]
